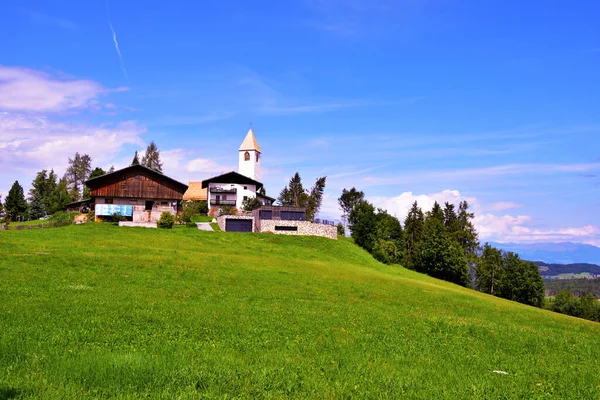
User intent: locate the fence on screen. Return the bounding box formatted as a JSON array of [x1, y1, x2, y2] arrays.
[[1, 222, 63, 231], [314, 218, 337, 226]]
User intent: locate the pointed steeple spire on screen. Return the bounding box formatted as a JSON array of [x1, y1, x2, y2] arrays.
[[239, 127, 261, 153]]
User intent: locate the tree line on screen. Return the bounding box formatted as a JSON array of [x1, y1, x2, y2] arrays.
[[1, 142, 164, 222], [339, 187, 545, 307]]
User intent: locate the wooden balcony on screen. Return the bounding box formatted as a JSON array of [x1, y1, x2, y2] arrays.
[[212, 199, 237, 206], [210, 187, 237, 194]]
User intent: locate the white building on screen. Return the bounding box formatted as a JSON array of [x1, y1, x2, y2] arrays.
[[200, 128, 274, 212]]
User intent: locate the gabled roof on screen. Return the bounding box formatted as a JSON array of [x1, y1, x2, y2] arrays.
[[183, 182, 208, 201], [201, 171, 264, 191], [85, 164, 188, 192], [238, 127, 261, 153]]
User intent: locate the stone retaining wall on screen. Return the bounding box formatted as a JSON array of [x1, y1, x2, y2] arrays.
[[260, 220, 337, 239]]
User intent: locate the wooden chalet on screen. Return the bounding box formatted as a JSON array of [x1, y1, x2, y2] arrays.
[[85, 165, 188, 223]]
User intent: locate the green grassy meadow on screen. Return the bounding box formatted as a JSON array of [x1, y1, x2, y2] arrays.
[[1, 224, 599, 399]]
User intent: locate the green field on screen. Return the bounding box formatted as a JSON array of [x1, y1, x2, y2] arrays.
[[1, 224, 599, 399]]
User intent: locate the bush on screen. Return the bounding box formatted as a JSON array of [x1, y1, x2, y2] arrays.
[[157, 211, 175, 229], [50, 211, 75, 227], [337, 223, 345, 236], [220, 206, 237, 216], [111, 213, 126, 224]]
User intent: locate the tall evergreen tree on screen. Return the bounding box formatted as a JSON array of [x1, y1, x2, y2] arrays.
[[306, 176, 327, 222], [443, 202, 460, 235], [141, 141, 163, 173], [52, 177, 72, 213], [29, 192, 46, 220], [45, 170, 58, 213], [0, 195, 4, 215], [419, 213, 469, 286], [131, 151, 140, 166], [456, 200, 479, 259], [278, 173, 327, 221], [475, 243, 504, 295], [348, 200, 377, 253], [278, 172, 306, 207], [83, 167, 106, 199], [5, 181, 28, 221], [403, 201, 424, 270], [108, 165, 115, 173], [65, 152, 92, 201], [338, 187, 365, 231]]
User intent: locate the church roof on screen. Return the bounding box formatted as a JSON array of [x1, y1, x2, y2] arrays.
[[238, 128, 261, 153], [183, 182, 207, 201]]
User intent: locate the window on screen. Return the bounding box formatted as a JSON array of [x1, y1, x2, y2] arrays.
[[280, 211, 305, 221], [256, 153, 260, 162], [244, 186, 248, 190], [130, 200, 137, 204], [105, 198, 113, 204], [243, 196, 248, 201], [260, 210, 272, 220], [275, 226, 297, 232], [145, 201, 153, 211], [244, 151, 250, 161], [160, 201, 169, 206]]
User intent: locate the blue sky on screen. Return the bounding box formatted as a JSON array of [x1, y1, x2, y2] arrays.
[[1, 0, 599, 245]]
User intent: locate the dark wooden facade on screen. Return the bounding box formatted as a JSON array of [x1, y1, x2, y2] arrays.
[[253, 206, 306, 221], [86, 165, 188, 200]]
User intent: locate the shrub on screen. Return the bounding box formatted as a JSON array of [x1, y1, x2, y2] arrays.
[[50, 211, 75, 227], [157, 211, 175, 229], [220, 206, 237, 216], [242, 197, 261, 212], [111, 213, 126, 223], [337, 223, 345, 236]]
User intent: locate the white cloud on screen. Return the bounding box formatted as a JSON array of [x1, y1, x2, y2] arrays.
[[0, 66, 125, 112], [369, 189, 600, 246], [0, 112, 145, 177]]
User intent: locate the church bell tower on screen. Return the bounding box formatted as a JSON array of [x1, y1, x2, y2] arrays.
[[238, 127, 261, 181]]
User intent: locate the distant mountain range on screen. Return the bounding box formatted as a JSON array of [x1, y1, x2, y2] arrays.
[[488, 241, 600, 265]]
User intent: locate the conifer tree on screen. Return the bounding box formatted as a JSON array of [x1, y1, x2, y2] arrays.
[[45, 170, 58, 213], [338, 187, 365, 231], [83, 167, 106, 199], [29, 192, 46, 220], [5, 181, 28, 221], [475, 243, 504, 295], [131, 151, 140, 166], [278, 173, 327, 221], [419, 212, 469, 286], [65, 152, 92, 201], [403, 201, 424, 270], [141, 141, 163, 173]]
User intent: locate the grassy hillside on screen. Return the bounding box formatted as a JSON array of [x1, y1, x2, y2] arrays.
[[1, 225, 599, 399]]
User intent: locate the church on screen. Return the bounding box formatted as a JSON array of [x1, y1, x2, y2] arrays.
[[183, 128, 275, 212]]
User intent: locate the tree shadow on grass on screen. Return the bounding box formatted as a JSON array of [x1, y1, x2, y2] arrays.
[[0, 386, 21, 400]]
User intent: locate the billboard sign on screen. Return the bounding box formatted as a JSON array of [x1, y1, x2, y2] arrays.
[[95, 204, 133, 217]]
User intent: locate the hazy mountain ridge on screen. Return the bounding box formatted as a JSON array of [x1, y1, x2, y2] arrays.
[[488, 241, 600, 265]]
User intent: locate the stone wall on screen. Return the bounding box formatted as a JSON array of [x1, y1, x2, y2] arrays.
[[259, 220, 337, 240]]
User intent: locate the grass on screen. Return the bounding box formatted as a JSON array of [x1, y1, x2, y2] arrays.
[[1, 224, 599, 399], [191, 215, 214, 223], [210, 222, 221, 231]]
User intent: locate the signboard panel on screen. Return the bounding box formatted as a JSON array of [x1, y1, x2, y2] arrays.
[[95, 204, 133, 217]]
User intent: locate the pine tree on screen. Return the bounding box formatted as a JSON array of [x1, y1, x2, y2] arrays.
[[348, 200, 377, 253], [306, 176, 327, 222], [83, 167, 106, 199], [131, 151, 140, 166], [52, 177, 72, 213], [65, 152, 92, 201], [278, 172, 306, 207], [141, 141, 163, 173], [420, 210, 469, 286], [475, 243, 504, 295], [45, 170, 58, 213], [338, 187, 365, 231], [5, 181, 28, 221], [456, 200, 479, 259], [29, 193, 46, 220], [403, 201, 424, 270]]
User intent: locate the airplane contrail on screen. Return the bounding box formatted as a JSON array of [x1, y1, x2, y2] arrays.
[[106, 1, 129, 81]]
